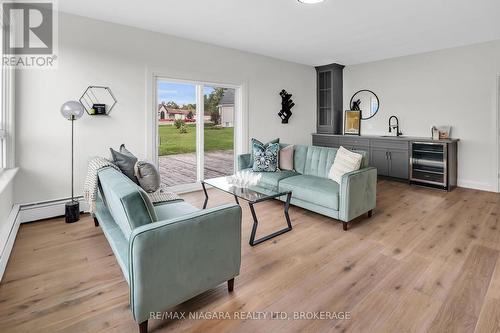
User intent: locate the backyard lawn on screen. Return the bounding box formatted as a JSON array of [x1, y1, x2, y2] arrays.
[[158, 123, 234, 155]]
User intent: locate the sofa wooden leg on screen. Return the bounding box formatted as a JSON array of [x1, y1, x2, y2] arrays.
[[343, 222, 348, 231], [93, 217, 99, 227], [139, 320, 148, 333], [228, 278, 234, 292], [368, 210, 373, 218]]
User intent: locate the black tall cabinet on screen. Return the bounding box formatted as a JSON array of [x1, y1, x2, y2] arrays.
[[315, 63, 345, 134]]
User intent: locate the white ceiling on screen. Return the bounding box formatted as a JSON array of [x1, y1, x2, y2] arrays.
[[59, 0, 500, 66]]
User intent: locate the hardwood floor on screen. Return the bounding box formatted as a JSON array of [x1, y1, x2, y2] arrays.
[[1, 180, 500, 332]]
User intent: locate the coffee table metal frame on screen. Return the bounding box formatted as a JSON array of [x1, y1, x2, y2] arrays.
[[201, 180, 292, 246]]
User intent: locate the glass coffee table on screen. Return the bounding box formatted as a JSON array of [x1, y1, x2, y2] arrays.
[[201, 174, 292, 246]]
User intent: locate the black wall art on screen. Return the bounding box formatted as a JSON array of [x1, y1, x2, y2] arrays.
[[278, 89, 295, 124]]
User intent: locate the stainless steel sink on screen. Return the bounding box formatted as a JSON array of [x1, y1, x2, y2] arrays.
[[380, 135, 406, 138]]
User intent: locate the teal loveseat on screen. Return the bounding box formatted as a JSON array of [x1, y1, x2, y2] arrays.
[[238, 144, 377, 230], [94, 167, 242, 333]]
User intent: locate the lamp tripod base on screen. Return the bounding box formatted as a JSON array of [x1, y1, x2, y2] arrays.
[[65, 201, 80, 223]]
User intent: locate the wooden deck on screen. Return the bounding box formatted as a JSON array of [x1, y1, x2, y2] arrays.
[[159, 150, 234, 187]]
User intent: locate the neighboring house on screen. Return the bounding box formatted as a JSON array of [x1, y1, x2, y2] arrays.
[[158, 104, 193, 121], [217, 89, 235, 127], [158, 104, 168, 120]]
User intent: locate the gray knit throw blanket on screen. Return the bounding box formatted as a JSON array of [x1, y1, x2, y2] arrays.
[[83, 157, 181, 214]]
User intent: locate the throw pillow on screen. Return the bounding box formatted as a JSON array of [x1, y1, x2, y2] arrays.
[[328, 146, 363, 184], [252, 141, 280, 172], [250, 138, 279, 164], [119, 144, 135, 158], [279, 144, 294, 171], [110, 144, 139, 183], [134, 161, 161, 193]]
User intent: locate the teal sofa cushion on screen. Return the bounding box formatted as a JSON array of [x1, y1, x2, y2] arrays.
[[237, 153, 253, 170], [304, 146, 338, 178], [95, 195, 130, 281], [98, 167, 157, 239], [291, 144, 308, 174], [303, 145, 369, 178], [279, 175, 340, 210], [155, 201, 199, 221], [241, 168, 298, 189]]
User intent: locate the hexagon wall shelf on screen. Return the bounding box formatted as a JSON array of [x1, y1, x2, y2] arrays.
[[79, 86, 117, 115]]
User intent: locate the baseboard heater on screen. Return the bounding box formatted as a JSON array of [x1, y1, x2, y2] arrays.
[[19, 196, 87, 223]]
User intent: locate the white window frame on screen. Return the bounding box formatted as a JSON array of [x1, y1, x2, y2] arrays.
[[2, 68, 14, 170], [148, 74, 247, 193], [0, 33, 15, 172]]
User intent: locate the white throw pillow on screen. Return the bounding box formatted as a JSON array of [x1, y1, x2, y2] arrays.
[[328, 146, 363, 184]]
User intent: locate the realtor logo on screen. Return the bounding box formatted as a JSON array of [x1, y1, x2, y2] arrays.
[[2, 0, 58, 68]]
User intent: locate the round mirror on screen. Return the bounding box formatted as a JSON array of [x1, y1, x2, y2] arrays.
[[349, 90, 379, 120]]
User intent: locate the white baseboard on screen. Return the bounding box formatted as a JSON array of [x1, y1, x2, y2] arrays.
[[19, 196, 89, 223], [457, 179, 496, 192], [0, 204, 20, 282]]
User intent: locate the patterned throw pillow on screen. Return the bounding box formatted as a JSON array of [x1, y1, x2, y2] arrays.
[[252, 141, 280, 172], [250, 138, 279, 165]]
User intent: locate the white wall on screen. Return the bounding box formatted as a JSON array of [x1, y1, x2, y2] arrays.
[[14, 13, 316, 204], [344, 40, 500, 191]]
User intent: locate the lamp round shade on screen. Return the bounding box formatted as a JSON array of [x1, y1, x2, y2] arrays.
[[61, 101, 85, 120]]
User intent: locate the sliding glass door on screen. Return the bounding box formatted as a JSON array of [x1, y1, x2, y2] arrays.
[[157, 81, 198, 187], [203, 85, 235, 179], [156, 78, 237, 189]]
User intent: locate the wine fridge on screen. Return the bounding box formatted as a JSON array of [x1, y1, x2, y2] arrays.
[[410, 141, 457, 191]]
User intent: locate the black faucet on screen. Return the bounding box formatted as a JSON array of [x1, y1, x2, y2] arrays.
[[388, 116, 403, 137]]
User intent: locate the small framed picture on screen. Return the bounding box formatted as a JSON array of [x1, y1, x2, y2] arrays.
[[344, 110, 361, 135]]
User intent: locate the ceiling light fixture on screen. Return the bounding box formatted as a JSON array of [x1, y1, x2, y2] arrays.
[[298, 0, 325, 4]]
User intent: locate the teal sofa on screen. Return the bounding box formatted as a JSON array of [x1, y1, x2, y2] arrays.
[[94, 167, 242, 333], [238, 144, 377, 230]]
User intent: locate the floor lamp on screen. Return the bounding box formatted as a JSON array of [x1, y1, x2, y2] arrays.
[[60, 101, 85, 223]]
